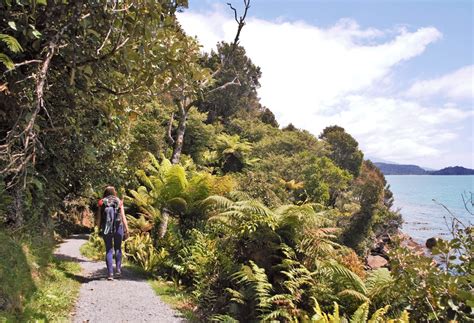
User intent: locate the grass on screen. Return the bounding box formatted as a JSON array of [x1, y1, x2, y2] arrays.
[[19, 259, 81, 322], [150, 278, 200, 322], [79, 229, 104, 261], [0, 230, 82, 322]]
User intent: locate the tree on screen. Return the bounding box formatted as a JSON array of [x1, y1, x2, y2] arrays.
[[166, 1, 252, 165], [342, 161, 385, 253], [0, 0, 189, 226], [198, 42, 263, 123], [319, 126, 363, 177], [302, 157, 352, 205]]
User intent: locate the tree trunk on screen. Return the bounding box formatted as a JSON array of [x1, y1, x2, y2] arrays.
[[158, 208, 170, 239], [170, 109, 187, 165], [163, 103, 188, 238]]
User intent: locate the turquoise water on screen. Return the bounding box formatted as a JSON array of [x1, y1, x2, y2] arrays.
[[385, 175, 474, 243]]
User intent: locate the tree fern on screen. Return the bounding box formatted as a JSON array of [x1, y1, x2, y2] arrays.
[[162, 164, 188, 200]]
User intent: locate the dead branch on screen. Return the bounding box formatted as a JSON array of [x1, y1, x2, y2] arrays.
[[205, 0, 250, 84], [462, 192, 473, 215], [227, 0, 250, 49], [13, 59, 43, 68]]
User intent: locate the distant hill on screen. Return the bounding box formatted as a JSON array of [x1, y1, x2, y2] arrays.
[[428, 166, 474, 175], [374, 162, 427, 175], [374, 162, 474, 175]]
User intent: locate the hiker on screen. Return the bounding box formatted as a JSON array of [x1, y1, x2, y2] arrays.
[[96, 186, 129, 280]]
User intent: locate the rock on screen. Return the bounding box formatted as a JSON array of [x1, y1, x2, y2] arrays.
[[367, 255, 388, 269], [426, 237, 438, 249]]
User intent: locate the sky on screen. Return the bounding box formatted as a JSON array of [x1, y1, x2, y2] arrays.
[[177, 0, 474, 169]]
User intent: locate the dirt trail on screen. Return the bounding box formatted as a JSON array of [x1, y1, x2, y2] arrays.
[[55, 234, 185, 323]]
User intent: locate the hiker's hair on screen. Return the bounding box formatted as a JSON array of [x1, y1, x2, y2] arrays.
[[103, 186, 117, 198]]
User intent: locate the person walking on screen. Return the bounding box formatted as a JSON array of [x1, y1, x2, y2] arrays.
[[96, 186, 129, 280]]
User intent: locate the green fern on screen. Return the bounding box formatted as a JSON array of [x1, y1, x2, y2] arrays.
[[210, 314, 239, 322], [325, 261, 368, 295], [205, 197, 277, 235], [0, 33, 22, 53], [368, 305, 390, 323], [0, 53, 14, 70], [350, 302, 369, 323], [365, 268, 393, 299]]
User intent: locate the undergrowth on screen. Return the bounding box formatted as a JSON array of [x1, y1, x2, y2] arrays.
[[79, 229, 104, 261], [0, 229, 81, 322], [150, 279, 199, 322]]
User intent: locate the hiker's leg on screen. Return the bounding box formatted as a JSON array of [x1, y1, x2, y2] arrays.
[[103, 234, 114, 276], [114, 225, 124, 273]]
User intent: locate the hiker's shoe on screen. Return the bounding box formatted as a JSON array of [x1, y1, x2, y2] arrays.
[[107, 275, 114, 281], [115, 271, 122, 278]]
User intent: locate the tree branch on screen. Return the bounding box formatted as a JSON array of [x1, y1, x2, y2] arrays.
[[206, 77, 240, 94]]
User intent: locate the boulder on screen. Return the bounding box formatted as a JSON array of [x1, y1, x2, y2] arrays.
[[367, 255, 388, 269]]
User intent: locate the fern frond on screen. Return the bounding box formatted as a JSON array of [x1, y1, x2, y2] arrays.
[[330, 302, 340, 321], [210, 314, 239, 322], [225, 288, 245, 304], [0, 34, 22, 53], [368, 305, 390, 323], [338, 289, 370, 303], [202, 195, 234, 210], [227, 190, 251, 201], [326, 261, 368, 295], [0, 53, 14, 70], [365, 268, 393, 299], [350, 302, 369, 323], [135, 170, 154, 190], [163, 164, 188, 198], [261, 308, 294, 321]]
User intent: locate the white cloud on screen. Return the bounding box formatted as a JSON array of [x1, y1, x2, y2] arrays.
[[406, 65, 474, 100], [178, 8, 473, 168], [312, 95, 472, 163]]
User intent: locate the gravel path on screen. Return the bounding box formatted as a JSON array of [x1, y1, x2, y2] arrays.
[[55, 234, 185, 323]]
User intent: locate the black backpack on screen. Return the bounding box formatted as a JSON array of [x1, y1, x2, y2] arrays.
[[100, 196, 121, 235]]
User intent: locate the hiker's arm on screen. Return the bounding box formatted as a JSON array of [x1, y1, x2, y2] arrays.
[[95, 206, 101, 230], [120, 201, 129, 233]]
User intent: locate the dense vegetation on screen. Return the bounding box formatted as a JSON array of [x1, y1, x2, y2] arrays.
[[1, 0, 472, 322]]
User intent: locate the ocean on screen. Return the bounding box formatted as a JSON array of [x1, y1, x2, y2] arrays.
[[385, 175, 474, 244]]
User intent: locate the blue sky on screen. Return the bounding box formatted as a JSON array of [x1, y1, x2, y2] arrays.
[[179, 0, 473, 169]]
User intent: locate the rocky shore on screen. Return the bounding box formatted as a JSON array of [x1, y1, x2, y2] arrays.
[[366, 230, 428, 270]]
